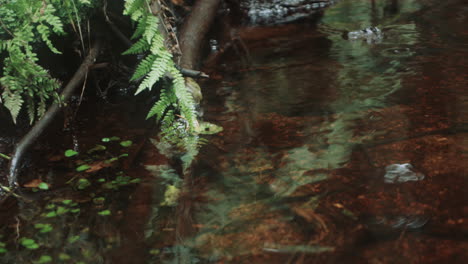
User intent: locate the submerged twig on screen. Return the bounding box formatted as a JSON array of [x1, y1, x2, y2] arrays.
[[7, 40, 102, 188]]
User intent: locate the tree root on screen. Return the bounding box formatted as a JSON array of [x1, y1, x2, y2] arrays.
[[7, 40, 102, 188]]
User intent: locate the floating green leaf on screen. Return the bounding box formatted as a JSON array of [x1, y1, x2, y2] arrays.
[[38, 182, 49, 190], [64, 149, 78, 157], [58, 253, 71, 261], [0, 242, 6, 253], [36, 255, 52, 263], [20, 238, 39, 250], [120, 140, 133, 147], [76, 164, 91, 172], [93, 197, 105, 205], [56, 206, 69, 215], [98, 210, 111, 216], [87, 144, 106, 153], [68, 235, 80, 244], [44, 211, 57, 218], [101, 136, 120, 142], [34, 223, 53, 233], [77, 178, 91, 190], [62, 199, 72, 205]]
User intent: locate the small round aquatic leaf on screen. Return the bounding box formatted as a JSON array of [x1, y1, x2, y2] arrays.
[[56, 206, 69, 215], [34, 223, 53, 233], [64, 149, 78, 157], [38, 182, 49, 190], [87, 144, 106, 154], [102, 136, 120, 142], [37, 255, 52, 263], [98, 210, 111, 216], [62, 199, 73, 205], [149, 249, 160, 255], [44, 211, 57, 218], [130, 178, 141, 183], [70, 208, 80, 213], [68, 235, 80, 244], [76, 164, 91, 172], [77, 178, 91, 190], [59, 253, 71, 261], [20, 238, 38, 249], [120, 140, 133, 147], [93, 197, 105, 205], [0, 248, 7, 253]]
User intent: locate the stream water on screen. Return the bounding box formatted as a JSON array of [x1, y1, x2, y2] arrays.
[[1, 0, 467, 263]]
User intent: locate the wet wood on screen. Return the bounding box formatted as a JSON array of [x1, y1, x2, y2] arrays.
[[179, 0, 221, 70]]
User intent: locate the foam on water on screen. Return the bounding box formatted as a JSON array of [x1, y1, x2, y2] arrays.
[[384, 163, 425, 183]]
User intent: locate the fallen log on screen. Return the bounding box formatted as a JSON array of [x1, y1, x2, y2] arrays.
[[7, 40, 102, 188]]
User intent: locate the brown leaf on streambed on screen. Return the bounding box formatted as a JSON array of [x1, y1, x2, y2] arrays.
[[23, 179, 45, 188], [86, 161, 113, 173]]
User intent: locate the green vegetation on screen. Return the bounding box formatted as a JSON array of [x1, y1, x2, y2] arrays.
[[0, 0, 96, 124]]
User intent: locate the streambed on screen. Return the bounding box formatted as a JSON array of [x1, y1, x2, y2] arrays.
[[0, 0, 467, 263]]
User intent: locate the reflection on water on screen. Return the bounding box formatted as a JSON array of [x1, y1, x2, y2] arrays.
[[1, 0, 467, 263]]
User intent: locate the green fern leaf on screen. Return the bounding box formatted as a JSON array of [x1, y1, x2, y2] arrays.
[[146, 88, 176, 120], [37, 24, 61, 54], [2, 90, 24, 124], [124, 0, 145, 18], [131, 54, 157, 81], [149, 34, 165, 55], [122, 37, 150, 55], [131, 14, 148, 40], [143, 15, 159, 44], [26, 97, 35, 124], [134, 55, 172, 94], [42, 5, 65, 34]]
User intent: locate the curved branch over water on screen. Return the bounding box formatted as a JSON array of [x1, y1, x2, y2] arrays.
[[7, 40, 102, 187]]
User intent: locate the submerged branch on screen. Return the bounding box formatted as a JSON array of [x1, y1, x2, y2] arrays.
[[7, 40, 102, 187]]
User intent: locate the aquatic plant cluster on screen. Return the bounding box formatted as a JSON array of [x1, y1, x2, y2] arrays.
[[0, 137, 141, 263]]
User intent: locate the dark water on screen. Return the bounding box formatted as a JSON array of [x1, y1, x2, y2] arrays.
[[1, 0, 467, 263]]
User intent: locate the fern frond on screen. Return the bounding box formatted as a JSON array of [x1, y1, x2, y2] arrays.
[[150, 34, 165, 55], [134, 55, 172, 94], [146, 88, 176, 120], [143, 15, 159, 44], [122, 37, 150, 55], [41, 4, 65, 34], [2, 90, 24, 124], [37, 24, 61, 54], [124, 0, 146, 18], [130, 54, 157, 81], [131, 14, 148, 40], [26, 97, 35, 124]]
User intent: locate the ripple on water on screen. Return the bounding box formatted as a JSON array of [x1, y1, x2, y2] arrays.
[[384, 163, 425, 183]]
